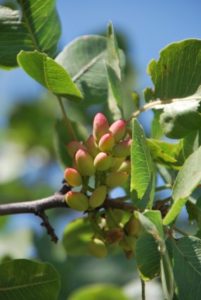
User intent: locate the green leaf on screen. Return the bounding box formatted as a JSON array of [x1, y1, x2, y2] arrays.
[[107, 23, 121, 79], [160, 251, 174, 300], [159, 89, 201, 138], [151, 110, 164, 139], [163, 146, 201, 225], [135, 211, 164, 243], [147, 39, 201, 100], [56, 35, 108, 104], [135, 233, 160, 280], [172, 236, 201, 300], [62, 218, 93, 256], [0, 259, 60, 300], [68, 284, 129, 300], [17, 50, 82, 99], [130, 119, 155, 208], [182, 129, 201, 159], [147, 138, 182, 168], [106, 64, 123, 120], [0, 0, 61, 67]]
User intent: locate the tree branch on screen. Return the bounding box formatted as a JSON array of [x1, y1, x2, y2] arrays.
[[0, 193, 136, 242]]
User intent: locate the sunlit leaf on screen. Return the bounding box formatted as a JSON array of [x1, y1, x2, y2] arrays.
[[163, 146, 201, 225], [0, 0, 61, 67], [17, 50, 82, 99]]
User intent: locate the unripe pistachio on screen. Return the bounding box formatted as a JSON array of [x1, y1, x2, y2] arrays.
[[106, 171, 129, 188], [64, 168, 82, 187], [98, 132, 115, 152], [93, 113, 109, 142], [109, 119, 127, 142], [65, 191, 89, 211], [89, 185, 107, 208], [112, 139, 131, 157], [119, 235, 136, 251], [116, 160, 131, 173], [85, 134, 99, 157], [75, 149, 95, 176], [125, 215, 142, 237], [88, 238, 108, 258], [105, 228, 124, 244], [67, 141, 86, 158], [110, 157, 125, 171], [94, 152, 112, 171]]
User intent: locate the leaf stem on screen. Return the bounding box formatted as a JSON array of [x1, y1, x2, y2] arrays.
[[141, 279, 146, 300], [57, 96, 77, 140]]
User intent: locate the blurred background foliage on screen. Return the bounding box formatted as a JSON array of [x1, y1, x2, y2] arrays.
[[0, 0, 200, 299]]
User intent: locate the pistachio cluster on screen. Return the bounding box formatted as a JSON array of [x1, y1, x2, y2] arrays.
[[64, 113, 131, 211]]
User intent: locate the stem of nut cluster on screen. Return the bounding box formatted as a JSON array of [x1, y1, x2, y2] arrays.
[[141, 279, 146, 300], [57, 96, 77, 140]]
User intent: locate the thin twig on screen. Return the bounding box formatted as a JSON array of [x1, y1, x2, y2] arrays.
[[57, 96, 77, 140], [127, 99, 173, 122], [36, 211, 59, 243], [141, 278, 146, 300]]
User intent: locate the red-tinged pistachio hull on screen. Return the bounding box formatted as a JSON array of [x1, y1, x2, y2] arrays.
[[75, 149, 95, 176], [93, 113, 109, 142], [109, 119, 127, 142], [64, 168, 82, 187]]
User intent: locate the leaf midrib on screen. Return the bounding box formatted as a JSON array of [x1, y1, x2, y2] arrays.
[[19, 0, 40, 51], [0, 278, 58, 292], [72, 51, 106, 82], [174, 239, 201, 277]]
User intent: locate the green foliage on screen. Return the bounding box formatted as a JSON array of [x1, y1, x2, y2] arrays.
[[131, 119, 155, 208], [164, 146, 201, 225], [147, 40, 201, 100], [172, 236, 201, 300], [0, 259, 60, 300], [62, 218, 94, 256], [18, 50, 83, 100], [0, 0, 61, 67], [68, 284, 129, 300]]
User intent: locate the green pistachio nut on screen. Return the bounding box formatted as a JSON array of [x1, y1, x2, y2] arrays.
[[116, 160, 131, 173], [89, 185, 107, 208], [112, 138, 131, 157], [94, 152, 112, 171], [88, 238, 108, 258], [93, 113, 109, 142], [75, 149, 95, 176], [64, 167, 82, 187], [85, 134, 99, 157], [67, 141, 86, 158], [106, 171, 129, 188], [110, 157, 125, 171], [98, 132, 115, 152], [65, 191, 89, 211], [109, 119, 127, 142], [125, 215, 142, 237]]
